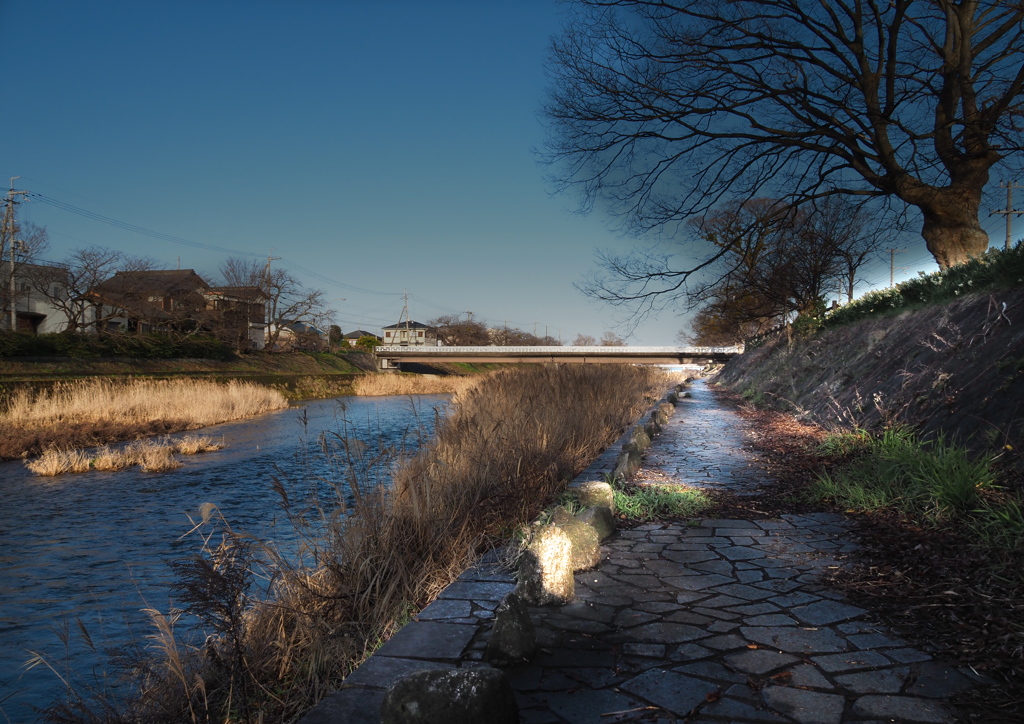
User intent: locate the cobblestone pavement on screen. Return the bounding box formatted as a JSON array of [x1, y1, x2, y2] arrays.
[[302, 381, 982, 724]]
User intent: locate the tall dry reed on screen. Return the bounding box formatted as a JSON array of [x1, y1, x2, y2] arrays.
[[4, 379, 287, 430], [353, 373, 481, 397], [26, 436, 226, 476], [2, 379, 287, 460], [43, 365, 668, 723]]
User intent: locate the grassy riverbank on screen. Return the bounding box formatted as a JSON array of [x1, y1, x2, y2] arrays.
[[0, 379, 288, 460], [41, 365, 669, 723], [0, 350, 376, 402]]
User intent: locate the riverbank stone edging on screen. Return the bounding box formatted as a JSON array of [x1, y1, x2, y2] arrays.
[[298, 389, 683, 724], [300, 381, 977, 723]]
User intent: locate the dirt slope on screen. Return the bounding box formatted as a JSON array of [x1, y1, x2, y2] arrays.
[[715, 287, 1024, 451]]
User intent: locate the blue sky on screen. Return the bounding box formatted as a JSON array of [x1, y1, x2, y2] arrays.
[[2, 0, 992, 344]]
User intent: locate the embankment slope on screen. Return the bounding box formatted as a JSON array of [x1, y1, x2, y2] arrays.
[[715, 287, 1024, 448]]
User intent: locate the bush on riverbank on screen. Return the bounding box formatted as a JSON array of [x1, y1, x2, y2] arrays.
[[50, 365, 667, 723], [0, 330, 236, 360], [0, 379, 286, 459]]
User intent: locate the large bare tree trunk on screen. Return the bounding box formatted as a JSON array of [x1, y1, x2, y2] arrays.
[[917, 187, 990, 269]]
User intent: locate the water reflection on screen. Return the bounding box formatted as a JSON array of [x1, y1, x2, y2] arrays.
[[0, 394, 449, 723]]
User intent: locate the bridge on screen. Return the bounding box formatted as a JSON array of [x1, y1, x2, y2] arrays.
[[375, 345, 742, 369]]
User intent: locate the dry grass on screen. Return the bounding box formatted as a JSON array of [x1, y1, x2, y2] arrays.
[[24, 448, 93, 476], [353, 372, 482, 397], [133, 441, 184, 472], [57, 365, 669, 723], [4, 378, 287, 430], [2, 379, 286, 460], [91, 445, 134, 472], [26, 436, 225, 476], [174, 435, 225, 455]]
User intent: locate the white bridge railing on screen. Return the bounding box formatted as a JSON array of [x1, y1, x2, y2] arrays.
[[375, 345, 742, 355]]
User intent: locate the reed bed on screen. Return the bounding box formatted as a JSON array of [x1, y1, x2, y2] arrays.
[[50, 365, 668, 723], [2, 379, 286, 459], [4, 378, 287, 430], [26, 436, 226, 476], [353, 372, 482, 397]]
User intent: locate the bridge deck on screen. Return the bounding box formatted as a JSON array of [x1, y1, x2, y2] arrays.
[[374, 345, 741, 366]]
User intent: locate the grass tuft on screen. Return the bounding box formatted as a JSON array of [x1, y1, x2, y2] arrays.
[[813, 426, 1023, 549], [612, 480, 713, 520], [25, 436, 225, 476], [24, 448, 93, 476]]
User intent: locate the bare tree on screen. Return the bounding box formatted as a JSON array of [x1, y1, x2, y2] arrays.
[[220, 258, 330, 350], [428, 314, 491, 346], [686, 198, 880, 342], [572, 333, 597, 346], [490, 325, 563, 346], [546, 0, 1024, 285], [24, 246, 157, 333], [600, 331, 626, 346]]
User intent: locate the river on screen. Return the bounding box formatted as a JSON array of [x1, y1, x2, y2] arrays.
[[0, 393, 450, 723]]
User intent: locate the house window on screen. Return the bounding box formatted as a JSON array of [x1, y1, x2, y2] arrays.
[[418, 331, 423, 338], [385, 331, 392, 338]]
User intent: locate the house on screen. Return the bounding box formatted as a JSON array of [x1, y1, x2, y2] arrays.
[[343, 329, 380, 346], [89, 269, 211, 334], [381, 320, 436, 347], [1, 260, 72, 334], [270, 320, 326, 351], [204, 285, 267, 350]]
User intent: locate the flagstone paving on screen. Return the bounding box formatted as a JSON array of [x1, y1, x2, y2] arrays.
[[302, 381, 982, 724]]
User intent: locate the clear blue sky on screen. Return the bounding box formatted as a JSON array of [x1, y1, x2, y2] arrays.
[[3, 0, 991, 343]]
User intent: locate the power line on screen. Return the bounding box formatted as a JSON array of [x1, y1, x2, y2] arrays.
[[30, 191, 403, 297]]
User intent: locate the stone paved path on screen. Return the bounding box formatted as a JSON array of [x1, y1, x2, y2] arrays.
[[302, 381, 981, 724]]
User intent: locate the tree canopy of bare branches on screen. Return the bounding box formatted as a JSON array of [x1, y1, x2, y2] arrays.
[[24, 246, 155, 333], [686, 197, 886, 343], [545, 0, 1024, 282], [428, 314, 492, 346], [220, 258, 330, 350]]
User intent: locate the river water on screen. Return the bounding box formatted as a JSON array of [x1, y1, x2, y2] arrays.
[[0, 394, 450, 723]]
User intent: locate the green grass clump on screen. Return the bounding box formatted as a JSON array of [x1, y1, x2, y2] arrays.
[[816, 429, 872, 457], [613, 482, 712, 520], [813, 426, 996, 519], [813, 427, 1024, 550]]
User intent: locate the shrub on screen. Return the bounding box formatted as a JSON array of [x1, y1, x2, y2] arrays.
[[824, 244, 1024, 328], [0, 330, 235, 360]]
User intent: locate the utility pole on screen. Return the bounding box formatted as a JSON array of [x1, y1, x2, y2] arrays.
[[887, 248, 906, 288], [991, 180, 1024, 250], [2, 179, 30, 331], [263, 252, 282, 338]]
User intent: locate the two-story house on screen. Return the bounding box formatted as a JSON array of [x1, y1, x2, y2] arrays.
[[381, 320, 436, 347]]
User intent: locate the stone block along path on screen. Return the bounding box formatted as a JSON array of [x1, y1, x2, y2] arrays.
[[302, 381, 983, 724]]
